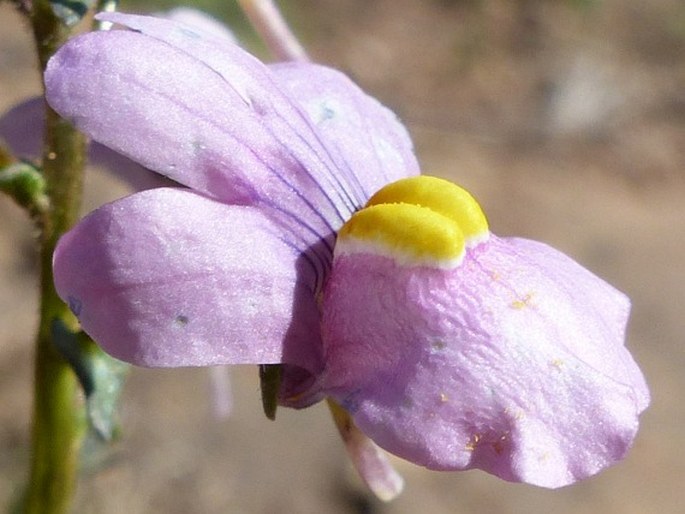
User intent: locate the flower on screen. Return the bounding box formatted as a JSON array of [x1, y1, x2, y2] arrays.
[[46, 13, 649, 490]]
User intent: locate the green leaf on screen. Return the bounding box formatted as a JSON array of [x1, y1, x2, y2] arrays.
[[50, 0, 96, 27], [259, 364, 282, 420], [0, 161, 49, 216], [82, 340, 129, 441], [51, 319, 129, 441]]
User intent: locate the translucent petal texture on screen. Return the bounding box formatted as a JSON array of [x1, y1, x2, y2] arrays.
[[53, 188, 322, 371], [47, 14, 394, 252], [161, 7, 238, 42], [0, 98, 42, 159], [319, 236, 649, 487], [43, 25, 331, 260], [0, 97, 170, 191], [45, 13, 418, 282], [270, 62, 419, 199]]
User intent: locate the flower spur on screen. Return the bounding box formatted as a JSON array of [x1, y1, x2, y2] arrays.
[[46, 12, 648, 492]]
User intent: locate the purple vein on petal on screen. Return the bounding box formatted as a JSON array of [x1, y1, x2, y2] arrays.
[[263, 106, 364, 211], [98, 13, 362, 223], [116, 70, 345, 238], [45, 30, 346, 255]]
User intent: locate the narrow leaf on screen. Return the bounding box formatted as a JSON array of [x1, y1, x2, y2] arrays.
[[51, 319, 129, 440], [50, 0, 96, 27], [259, 364, 282, 420]]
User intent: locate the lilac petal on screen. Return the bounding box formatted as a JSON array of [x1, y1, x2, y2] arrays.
[[0, 98, 170, 191], [53, 188, 322, 371], [271, 62, 420, 199], [89, 142, 177, 191], [0, 97, 42, 159], [160, 7, 238, 43], [328, 399, 404, 502], [319, 236, 649, 488], [45, 13, 378, 253]]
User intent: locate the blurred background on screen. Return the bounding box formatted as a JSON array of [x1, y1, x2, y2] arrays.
[[1, 0, 683, 512]]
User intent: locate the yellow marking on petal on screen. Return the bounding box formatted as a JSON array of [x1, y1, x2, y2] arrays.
[[337, 176, 491, 267], [367, 176, 489, 242], [439, 392, 449, 403], [337, 203, 465, 267]]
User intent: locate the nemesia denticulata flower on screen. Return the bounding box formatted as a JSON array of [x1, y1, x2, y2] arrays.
[[45, 12, 649, 492]]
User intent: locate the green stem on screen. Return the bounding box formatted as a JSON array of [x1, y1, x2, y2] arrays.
[[24, 2, 88, 513]]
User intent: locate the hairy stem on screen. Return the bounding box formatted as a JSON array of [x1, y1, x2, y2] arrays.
[[24, 2, 88, 513]]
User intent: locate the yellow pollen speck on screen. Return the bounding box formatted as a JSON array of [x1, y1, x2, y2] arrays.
[[511, 292, 535, 310], [465, 433, 482, 451], [550, 358, 565, 370], [439, 392, 449, 403], [336, 176, 490, 267]]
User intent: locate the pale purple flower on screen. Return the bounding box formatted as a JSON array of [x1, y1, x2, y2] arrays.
[[46, 13, 648, 489]]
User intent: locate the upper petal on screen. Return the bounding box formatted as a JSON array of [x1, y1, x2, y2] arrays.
[[0, 97, 172, 191], [45, 13, 382, 252], [160, 7, 238, 42], [0, 97, 42, 159], [53, 188, 322, 372], [318, 236, 649, 487], [270, 62, 419, 200]]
